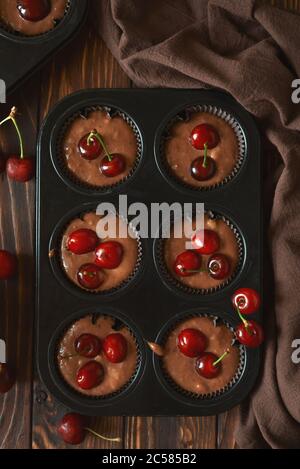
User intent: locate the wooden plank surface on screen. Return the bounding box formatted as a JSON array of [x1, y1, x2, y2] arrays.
[[0, 0, 297, 450]]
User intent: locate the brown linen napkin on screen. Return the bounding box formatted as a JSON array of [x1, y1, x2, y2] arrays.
[[94, 0, 300, 449]]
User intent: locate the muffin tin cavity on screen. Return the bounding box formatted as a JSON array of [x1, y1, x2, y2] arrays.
[[0, 1, 87, 94], [154, 210, 245, 297], [155, 104, 246, 193], [51, 105, 143, 195], [48, 310, 145, 405], [49, 204, 144, 299], [153, 312, 246, 407], [37, 89, 261, 416]]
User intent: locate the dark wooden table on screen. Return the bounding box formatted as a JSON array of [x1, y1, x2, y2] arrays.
[[0, 0, 296, 449]]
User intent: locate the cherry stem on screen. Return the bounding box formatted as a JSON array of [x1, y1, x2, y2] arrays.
[[236, 306, 253, 335], [84, 427, 121, 443], [87, 129, 112, 161], [213, 348, 230, 367], [202, 142, 208, 168], [181, 268, 207, 273], [0, 107, 24, 159]]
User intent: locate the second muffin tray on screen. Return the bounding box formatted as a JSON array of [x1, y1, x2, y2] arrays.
[[36, 89, 262, 415]]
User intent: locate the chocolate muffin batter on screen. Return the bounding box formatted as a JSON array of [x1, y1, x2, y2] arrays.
[[164, 214, 240, 290], [57, 315, 138, 396], [162, 316, 240, 395], [60, 212, 139, 292], [0, 0, 67, 36], [164, 111, 239, 187], [63, 110, 138, 187]]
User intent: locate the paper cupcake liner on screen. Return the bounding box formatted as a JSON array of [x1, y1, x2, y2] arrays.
[[154, 210, 244, 296], [0, 0, 71, 38], [49, 208, 144, 297], [54, 313, 143, 401], [158, 104, 246, 192], [158, 313, 246, 401], [53, 105, 143, 193]]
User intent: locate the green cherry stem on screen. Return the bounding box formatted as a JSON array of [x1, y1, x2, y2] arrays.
[[202, 142, 208, 168], [84, 427, 121, 443], [236, 305, 253, 335], [87, 129, 112, 161], [213, 348, 230, 367], [0, 107, 24, 159]]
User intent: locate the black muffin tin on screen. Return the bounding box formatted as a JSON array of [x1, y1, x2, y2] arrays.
[[36, 89, 262, 415], [0, 0, 88, 95]]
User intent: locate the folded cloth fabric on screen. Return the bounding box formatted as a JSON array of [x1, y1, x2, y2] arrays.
[[94, 0, 300, 449]]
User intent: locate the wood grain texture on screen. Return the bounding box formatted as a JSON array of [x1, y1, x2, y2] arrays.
[[0, 0, 298, 450]]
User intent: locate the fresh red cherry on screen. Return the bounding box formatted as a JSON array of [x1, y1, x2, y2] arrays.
[[75, 334, 102, 358], [173, 250, 202, 277], [103, 333, 127, 363], [58, 413, 86, 445], [195, 350, 229, 379], [232, 288, 261, 315], [192, 229, 220, 255], [6, 156, 34, 182], [76, 361, 104, 390], [235, 320, 264, 348], [190, 124, 219, 150], [100, 154, 126, 177], [94, 241, 123, 269], [0, 250, 17, 280], [67, 229, 98, 255], [191, 156, 216, 181], [0, 363, 15, 393], [177, 328, 207, 358], [58, 412, 121, 445], [208, 254, 230, 280], [17, 0, 51, 22], [78, 132, 102, 160], [77, 263, 104, 290]]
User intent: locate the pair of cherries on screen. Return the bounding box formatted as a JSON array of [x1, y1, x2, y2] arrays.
[[177, 328, 228, 379], [67, 228, 124, 290], [72, 332, 127, 390], [189, 124, 219, 181], [78, 130, 126, 178], [174, 229, 230, 280], [232, 288, 264, 348]]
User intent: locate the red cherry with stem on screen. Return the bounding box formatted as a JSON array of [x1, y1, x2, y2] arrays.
[[57, 412, 121, 445], [17, 0, 51, 22], [74, 334, 102, 358], [190, 124, 219, 150], [0, 250, 17, 280], [236, 320, 264, 348], [76, 361, 104, 390], [94, 241, 123, 269], [207, 254, 230, 280], [173, 250, 202, 277], [67, 229, 98, 255], [6, 156, 34, 182], [192, 229, 220, 255], [103, 333, 127, 363], [77, 263, 104, 290], [232, 288, 261, 315], [177, 328, 207, 358], [100, 154, 126, 177], [78, 130, 102, 160], [0, 107, 34, 182], [195, 349, 230, 379], [191, 156, 216, 181], [191, 142, 216, 181], [0, 363, 15, 393]]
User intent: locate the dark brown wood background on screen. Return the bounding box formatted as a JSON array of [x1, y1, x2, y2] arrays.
[[0, 0, 297, 449]]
